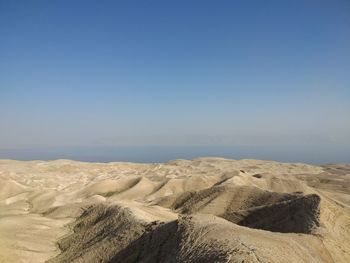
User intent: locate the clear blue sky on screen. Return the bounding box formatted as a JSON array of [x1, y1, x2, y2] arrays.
[[1, 0, 349, 149]]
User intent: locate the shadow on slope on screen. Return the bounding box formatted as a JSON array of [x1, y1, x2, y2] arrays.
[[227, 194, 320, 233], [109, 216, 249, 263], [153, 185, 320, 234]]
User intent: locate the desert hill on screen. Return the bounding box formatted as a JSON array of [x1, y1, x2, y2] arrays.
[[0, 158, 349, 262]]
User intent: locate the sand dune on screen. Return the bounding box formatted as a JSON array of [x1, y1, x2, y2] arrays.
[[0, 158, 349, 262]]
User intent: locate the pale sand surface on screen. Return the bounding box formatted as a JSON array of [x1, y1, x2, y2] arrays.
[[0, 158, 349, 262]]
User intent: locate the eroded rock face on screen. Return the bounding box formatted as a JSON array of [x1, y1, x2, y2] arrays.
[[51, 206, 261, 263], [228, 194, 321, 233], [48, 204, 147, 263], [49, 203, 330, 263], [48, 193, 321, 263], [154, 185, 321, 233], [48, 204, 237, 263], [109, 216, 242, 263]]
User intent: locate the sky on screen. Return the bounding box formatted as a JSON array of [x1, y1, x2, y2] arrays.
[[0, 1, 350, 157]]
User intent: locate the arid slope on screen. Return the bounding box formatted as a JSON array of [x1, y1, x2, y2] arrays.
[[0, 158, 349, 262]]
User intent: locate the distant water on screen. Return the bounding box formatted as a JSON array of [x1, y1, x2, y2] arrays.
[[0, 145, 349, 164]]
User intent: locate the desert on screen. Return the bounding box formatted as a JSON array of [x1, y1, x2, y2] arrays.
[[0, 158, 349, 263], [2, 1, 350, 262]]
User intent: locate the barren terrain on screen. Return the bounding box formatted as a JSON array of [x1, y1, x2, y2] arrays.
[[0, 158, 349, 262]]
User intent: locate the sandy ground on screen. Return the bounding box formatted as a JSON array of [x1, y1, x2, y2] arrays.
[[0, 158, 349, 262]]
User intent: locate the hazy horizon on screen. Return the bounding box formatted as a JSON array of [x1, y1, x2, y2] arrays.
[[1, 1, 349, 163]]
